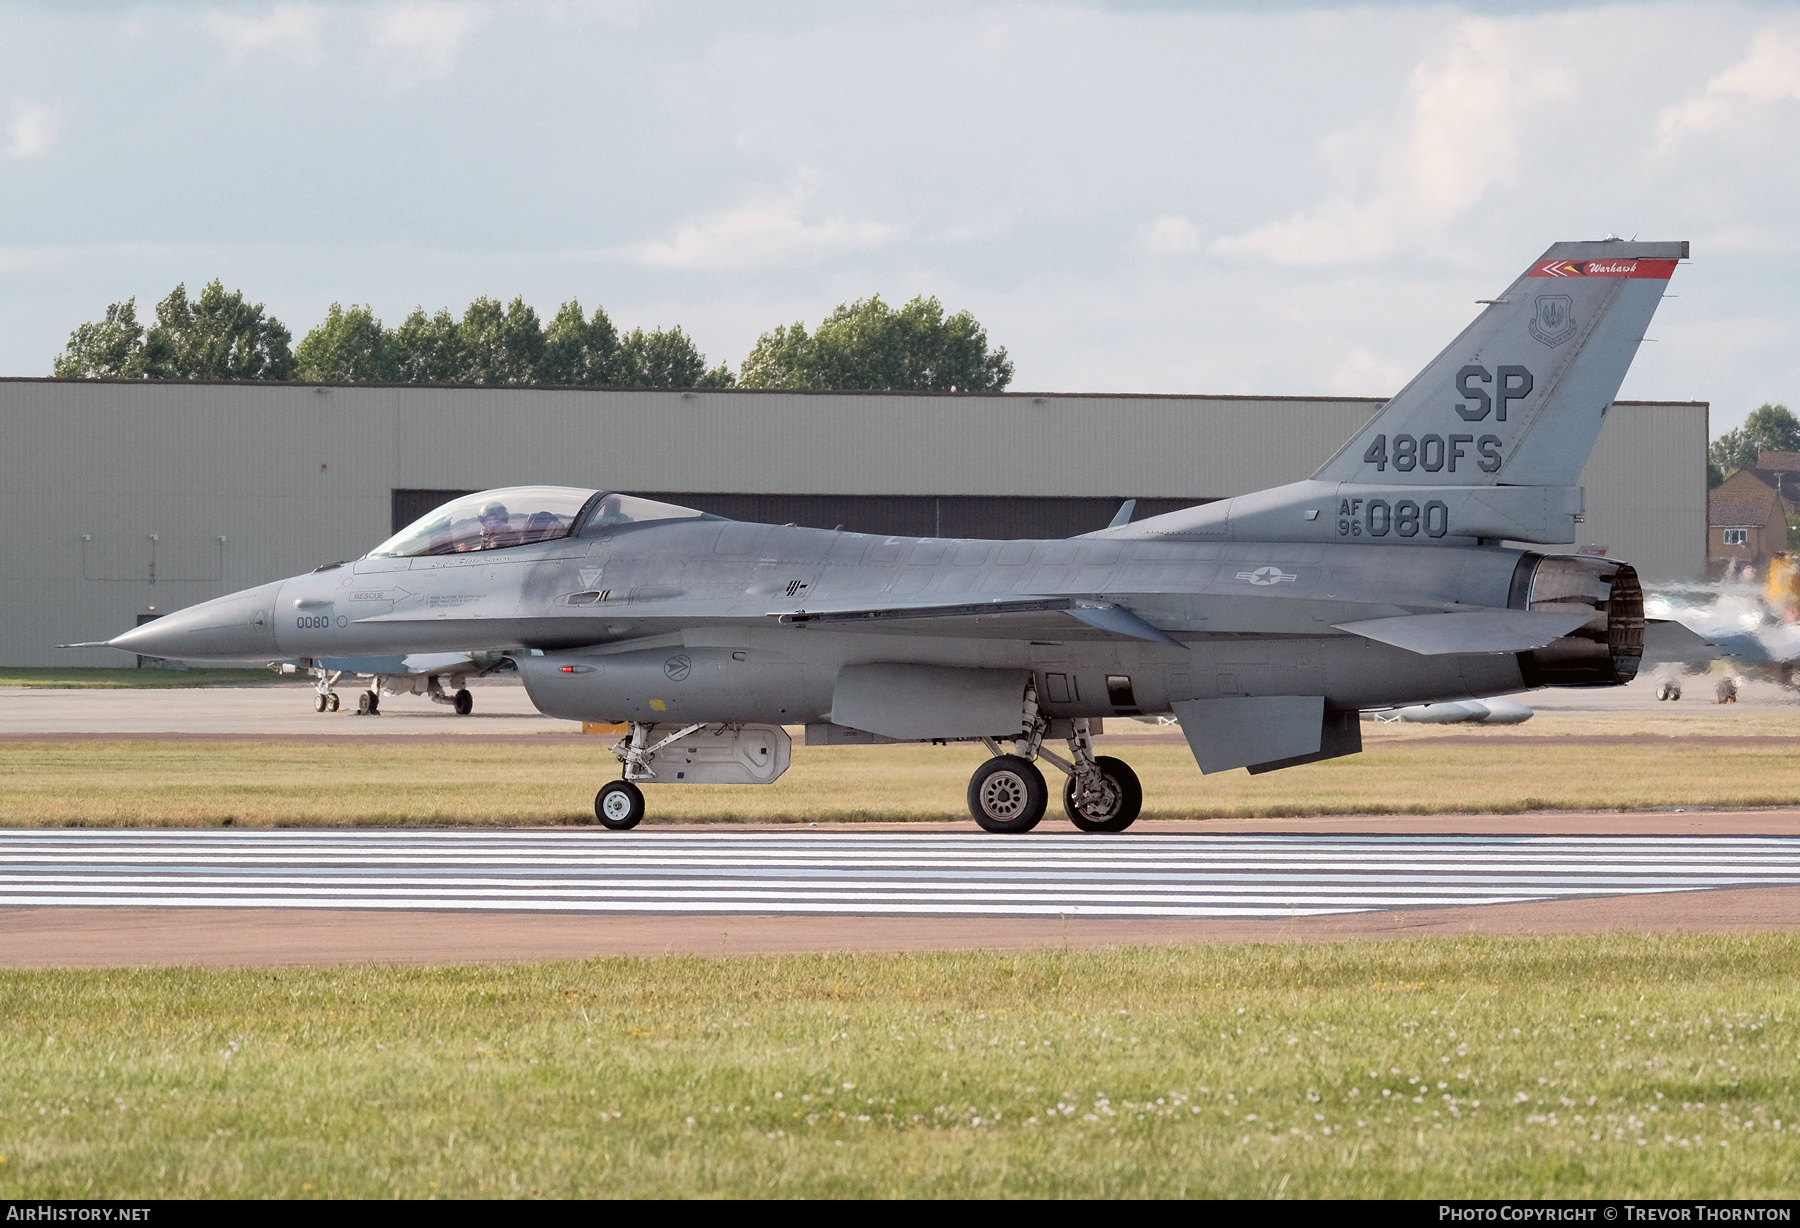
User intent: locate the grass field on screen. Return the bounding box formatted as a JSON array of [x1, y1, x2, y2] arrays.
[[4, 733, 1800, 826], [1, 935, 1795, 1198], [0, 668, 291, 689]]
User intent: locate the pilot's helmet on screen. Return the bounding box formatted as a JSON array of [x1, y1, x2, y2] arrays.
[[478, 500, 511, 527]]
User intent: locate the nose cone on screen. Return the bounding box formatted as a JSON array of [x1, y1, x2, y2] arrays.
[[109, 581, 284, 662]]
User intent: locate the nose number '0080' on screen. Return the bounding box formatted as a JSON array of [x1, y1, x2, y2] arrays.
[[296, 614, 331, 629], [1336, 498, 1449, 539]]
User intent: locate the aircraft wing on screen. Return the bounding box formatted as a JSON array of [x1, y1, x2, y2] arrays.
[[1331, 609, 1593, 655], [768, 597, 1186, 648]]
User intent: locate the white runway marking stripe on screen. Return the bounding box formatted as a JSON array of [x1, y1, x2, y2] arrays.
[[2, 831, 1798, 918]]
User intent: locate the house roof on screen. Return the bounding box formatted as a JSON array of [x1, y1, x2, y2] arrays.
[[1759, 451, 1800, 472], [1710, 478, 1780, 528]]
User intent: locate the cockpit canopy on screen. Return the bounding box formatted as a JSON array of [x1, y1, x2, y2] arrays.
[[366, 486, 709, 558]]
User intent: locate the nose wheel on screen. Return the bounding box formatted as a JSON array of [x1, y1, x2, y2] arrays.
[[594, 780, 645, 830]]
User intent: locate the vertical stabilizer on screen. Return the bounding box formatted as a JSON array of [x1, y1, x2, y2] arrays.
[[1098, 239, 1687, 545], [1312, 240, 1686, 488]]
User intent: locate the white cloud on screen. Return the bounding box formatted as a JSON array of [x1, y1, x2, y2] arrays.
[[1328, 345, 1412, 397], [611, 181, 903, 272], [1132, 215, 1202, 257], [1657, 27, 1800, 145], [203, 4, 327, 69], [364, 2, 490, 88], [1215, 18, 1571, 267], [5, 101, 56, 160], [533, 0, 656, 26]]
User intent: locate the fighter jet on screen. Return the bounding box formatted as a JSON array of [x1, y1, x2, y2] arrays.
[[1641, 554, 1800, 699], [86, 239, 1686, 833], [278, 650, 509, 714]]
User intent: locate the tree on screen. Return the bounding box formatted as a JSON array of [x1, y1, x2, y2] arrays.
[[53, 299, 146, 378], [616, 325, 712, 388], [53, 282, 294, 381], [460, 296, 544, 385], [1709, 403, 1800, 486], [140, 281, 295, 380], [737, 294, 1012, 392], [540, 300, 620, 386], [295, 304, 396, 383], [390, 308, 465, 383]]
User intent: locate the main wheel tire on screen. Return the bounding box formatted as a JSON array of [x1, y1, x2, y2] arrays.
[[314, 694, 327, 713], [356, 690, 374, 715], [1063, 756, 1143, 833], [453, 688, 474, 716], [594, 780, 645, 830], [367, 690, 380, 715], [326, 692, 340, 712], [967, 755, 1048, 833]]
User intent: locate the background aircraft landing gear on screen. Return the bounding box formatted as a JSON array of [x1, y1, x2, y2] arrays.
[[594, 780, 645, 830], [967, 755, 1048, 833], [311, 669, 343, 713], [357, 689, 381, 715], [1062, 756, 1142, 833], [1657, 680, 1681, 701], [453, 688, 473, 716]]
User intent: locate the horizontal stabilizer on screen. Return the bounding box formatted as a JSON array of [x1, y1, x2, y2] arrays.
[[1641, 618, 1717, 666], [1332, 608, 1592, 655]]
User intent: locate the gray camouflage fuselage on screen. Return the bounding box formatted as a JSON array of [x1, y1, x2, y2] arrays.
[[139, 519, 1566, 725]]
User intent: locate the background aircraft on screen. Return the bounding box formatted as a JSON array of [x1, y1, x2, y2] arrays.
[[1642, 554, 1800, 699], [87, 239, 1686, 833], [278, 650, 509, 714]]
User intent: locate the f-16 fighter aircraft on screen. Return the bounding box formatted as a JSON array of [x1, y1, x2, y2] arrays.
[[86, 239, 1685, 833], [277, 650, 510, 714]]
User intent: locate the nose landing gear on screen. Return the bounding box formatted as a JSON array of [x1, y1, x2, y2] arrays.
[[595, 780, 646, 830]]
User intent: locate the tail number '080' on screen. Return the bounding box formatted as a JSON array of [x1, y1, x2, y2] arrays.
[[295, 614, 332, 629], [1337, 498, 1449, 539]]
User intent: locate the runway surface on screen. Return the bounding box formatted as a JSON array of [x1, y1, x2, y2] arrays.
[[8, 829, 1800, 919]]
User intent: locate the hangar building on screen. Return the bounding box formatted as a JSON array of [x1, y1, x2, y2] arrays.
[[0, 378, 1708, 667]]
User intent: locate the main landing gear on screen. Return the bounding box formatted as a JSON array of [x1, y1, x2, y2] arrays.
[[969, 715, 1142, 834]]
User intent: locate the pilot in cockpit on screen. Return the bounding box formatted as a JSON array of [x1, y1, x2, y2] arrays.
[[476, 500, 513, 547]]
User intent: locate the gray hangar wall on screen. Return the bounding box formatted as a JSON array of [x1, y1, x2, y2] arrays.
[[0, 379, 1708, 667]]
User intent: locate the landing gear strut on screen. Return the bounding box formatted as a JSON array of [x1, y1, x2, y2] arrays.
[[588, 721, 708, 832], [965, 691, 1142, 834]]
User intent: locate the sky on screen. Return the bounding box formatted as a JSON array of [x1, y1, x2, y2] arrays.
[[0, 0, 1795, 430]]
